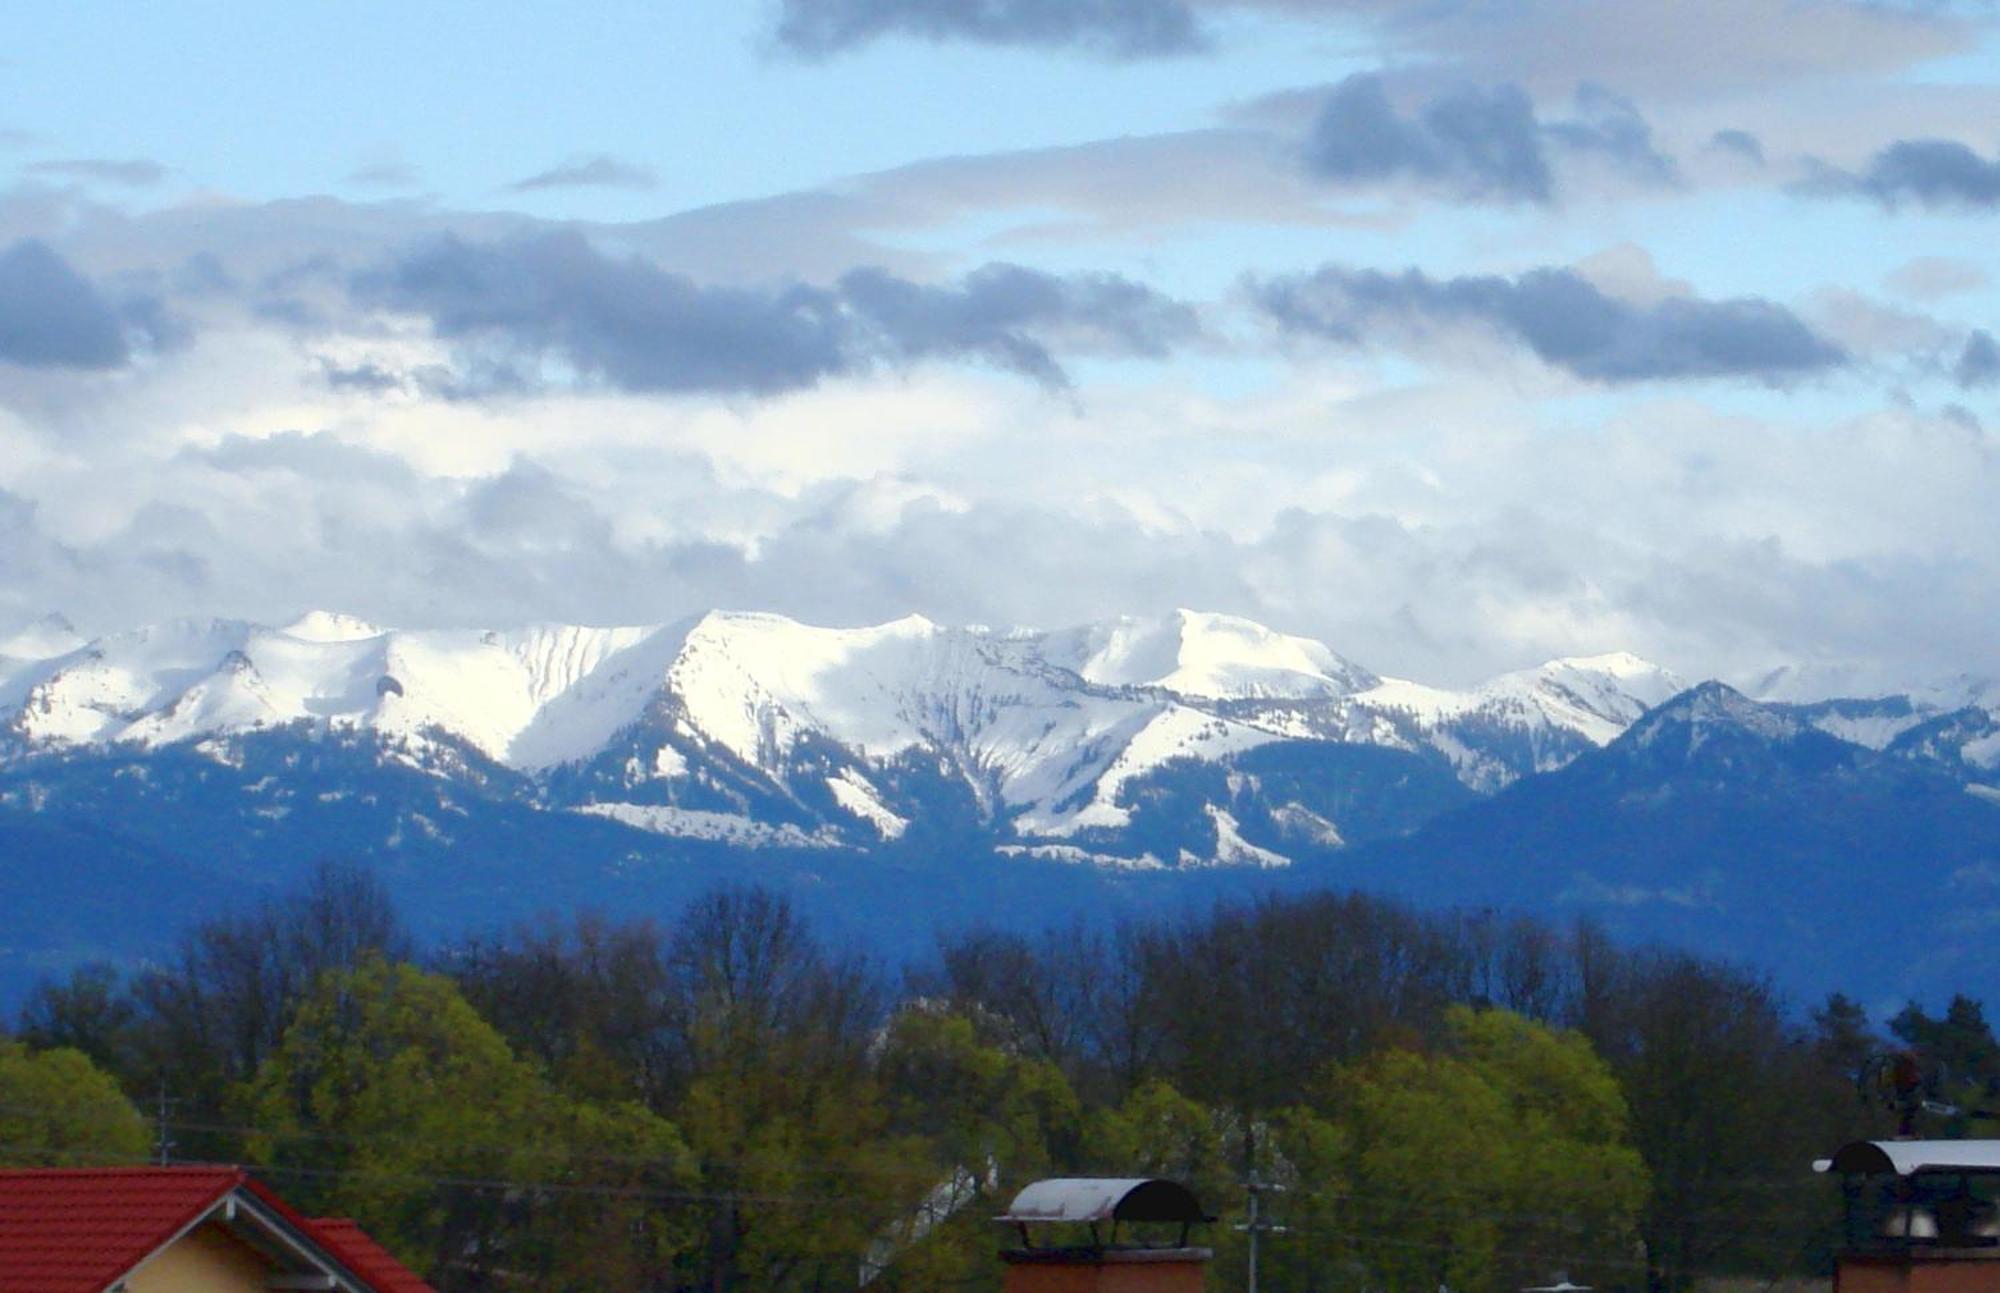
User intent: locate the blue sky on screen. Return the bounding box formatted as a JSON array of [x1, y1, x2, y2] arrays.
[[1, 0, 1998, 689]]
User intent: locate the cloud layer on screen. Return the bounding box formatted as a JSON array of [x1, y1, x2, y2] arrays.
[[772, 0, 1204, 58], [0, 239, 131, 369], [354, 232, 1198, 394], [1302, 76, 1674, 203], [1814, 138, 2000, 210], [1252, 264, 1847, 384]]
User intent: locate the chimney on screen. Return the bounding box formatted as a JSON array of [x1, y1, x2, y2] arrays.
[[995, 1178, 1213, 1293], [1818, 1140, 2000, 1293]]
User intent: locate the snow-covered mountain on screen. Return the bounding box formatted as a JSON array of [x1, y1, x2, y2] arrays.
[[0, 607, 1691, 864], [5, 609, 1999, 1007]]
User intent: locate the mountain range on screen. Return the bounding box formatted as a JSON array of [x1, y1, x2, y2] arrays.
[[2, 608, 1995, 1007]]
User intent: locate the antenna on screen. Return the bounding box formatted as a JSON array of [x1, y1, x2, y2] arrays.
[[1859, 1049, 1998, 1136]]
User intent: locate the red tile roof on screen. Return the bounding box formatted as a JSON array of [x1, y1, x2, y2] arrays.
[[310, 1219, 435, 1293], [0, 1166, 433, 1292]]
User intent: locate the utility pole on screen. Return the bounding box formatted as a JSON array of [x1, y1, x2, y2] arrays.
[[153, 1082, 178, 1166], [1236, 1175, 1287, 1293]]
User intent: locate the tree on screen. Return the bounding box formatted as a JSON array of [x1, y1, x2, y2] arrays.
[[242, 957, 690, 1290], [15, 962, 139, 1080], [130, 860, 411, 1137], [0, 1038, 149, 1166], [1581, 953, 1819, 1292], [1328, 1007, 1647, 1293]]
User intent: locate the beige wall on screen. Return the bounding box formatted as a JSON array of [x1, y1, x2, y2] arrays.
[[124, 1221, 273, 1293]]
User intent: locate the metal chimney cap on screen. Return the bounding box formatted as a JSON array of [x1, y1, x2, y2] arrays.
[[1819, 1140, 2000, 1177], [996, 1178, 1213, 1225]]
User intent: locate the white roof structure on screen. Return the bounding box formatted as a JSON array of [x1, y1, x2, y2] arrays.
[[1817, 1141, 2000, 1176], [996, 1178, 1210, 1225]]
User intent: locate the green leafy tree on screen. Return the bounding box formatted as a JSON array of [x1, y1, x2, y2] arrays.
[[0, 1038, 149, 1166], [1330, 1006, 1647, 1292], [242, 957, 691, 1290], [863, 1008, 1091, 1290]]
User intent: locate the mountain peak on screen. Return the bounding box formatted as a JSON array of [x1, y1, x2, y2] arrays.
[[1622, 681, 1807, 754], [1063, 609, 1377, 700], [281, 610, 386, 643]]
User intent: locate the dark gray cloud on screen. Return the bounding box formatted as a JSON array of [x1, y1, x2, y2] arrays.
[[0, 239, 130, 369], [1811, 138, 2000, 210], [1252, 263, 1847, 384], [1301, 75, 1673, 202], [1956, 330, 2000, 388], [24, 158, 168, 187], [320, 360, 407, 394], [507, 155, 658, 193], [356, 233, 847, 395], [836, 262, 1198, 388], [355, 232, 1196, 394], [772, 0, 1204, 58], [1541, 85, 1677, 183], [1304, 75, 1549, 201], [1707, 129, 1766, 164]]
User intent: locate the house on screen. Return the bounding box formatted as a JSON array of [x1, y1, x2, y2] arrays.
[[0, 1166, 433, 1292]]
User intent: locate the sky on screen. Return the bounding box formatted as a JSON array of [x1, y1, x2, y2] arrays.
[[1, 0, 1998, 689]]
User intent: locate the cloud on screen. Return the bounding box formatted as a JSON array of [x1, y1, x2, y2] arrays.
[[1301, 76, 1673, 202], [1348, 0, 1968, 99], [320, 359, 407, 394], [1809, 138, 2000, 210], [0, 239, 131, 369], [507, 155, 659, 193], [1303, 76, 1550, 201], [836, 262, 1199, 387], [354, 232, 1196, 394], [1706, 129, 1765, 165], [1251, 263, 1847, 384], [24, 158, 168, 187], [1884, 257, 1989, 301], [345, 159, 421, 189], [1542, 84, 1678, 183], [1956, 330, 2000, 388], [762, 0, 1969, 90], [771, 0, 1205, 58]]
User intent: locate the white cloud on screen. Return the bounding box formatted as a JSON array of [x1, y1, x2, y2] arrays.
[[2, 289, 1996, 696]]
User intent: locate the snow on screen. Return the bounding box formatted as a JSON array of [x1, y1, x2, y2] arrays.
[[1048, 608, 1376, 700], [1201, 804, 1291, 868], [827, 769, 908, 839], [1016, 704, 1279, 836], [1, 613, 667, 768], [1628, 683, 1801, 751], [575, 802, 840, 849], [1804, 710, 1929, 751], [993, 843, 1168, 871], [1, 606, 1915, 849], [1355, 653, 1682, 746]]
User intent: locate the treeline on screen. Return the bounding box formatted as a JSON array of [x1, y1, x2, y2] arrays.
[[1, 862, 1990, 1291]]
